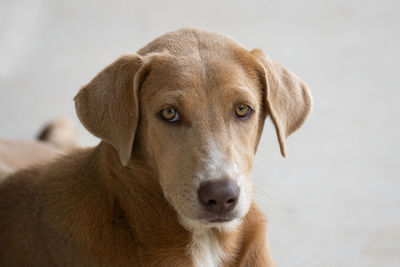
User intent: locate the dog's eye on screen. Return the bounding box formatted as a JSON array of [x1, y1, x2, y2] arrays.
[[235, 104, 253, 118], [160, 107, 180, 122]]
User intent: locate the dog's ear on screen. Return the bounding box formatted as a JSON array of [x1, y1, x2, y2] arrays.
[[74, 54, 146, 166], [251, 48, 312, 157]]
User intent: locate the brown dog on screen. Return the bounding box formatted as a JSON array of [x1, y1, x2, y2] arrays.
[[0, 28, 312, 266]]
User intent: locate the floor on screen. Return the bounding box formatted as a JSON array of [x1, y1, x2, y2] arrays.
[[1, 0, 399, 266]]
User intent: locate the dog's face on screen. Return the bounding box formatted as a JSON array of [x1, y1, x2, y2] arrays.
[[74, 28, 312, 229], [138, 53, 264, 226]]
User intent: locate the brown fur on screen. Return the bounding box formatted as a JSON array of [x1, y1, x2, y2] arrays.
[[0, 28, 312, 266]]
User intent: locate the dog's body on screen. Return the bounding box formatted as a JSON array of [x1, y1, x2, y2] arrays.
[[0, 143, 272, 266], [0, 28, 311, 266]]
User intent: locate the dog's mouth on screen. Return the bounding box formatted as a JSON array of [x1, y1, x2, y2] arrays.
[[197, 214, 243, 231], [201, 211, 238, 224]]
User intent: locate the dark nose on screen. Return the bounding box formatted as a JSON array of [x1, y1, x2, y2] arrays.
[[198, 180, 239, 215]]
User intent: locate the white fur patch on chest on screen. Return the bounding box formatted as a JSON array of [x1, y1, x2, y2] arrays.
[[189, 228, 227, 267]]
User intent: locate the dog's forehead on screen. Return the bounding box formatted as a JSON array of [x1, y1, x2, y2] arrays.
[[141, 51, 259, 102], [138, 29, 262, 109], [138, 28, 259, 87]]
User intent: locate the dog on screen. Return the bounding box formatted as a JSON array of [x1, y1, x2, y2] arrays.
[[0, 28, 312, 266]]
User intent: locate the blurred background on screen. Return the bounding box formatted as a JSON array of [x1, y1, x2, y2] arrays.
[[1, 0, 399, 266]]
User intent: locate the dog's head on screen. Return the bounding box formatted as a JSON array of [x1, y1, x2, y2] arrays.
[[74, 29, 312, 229]]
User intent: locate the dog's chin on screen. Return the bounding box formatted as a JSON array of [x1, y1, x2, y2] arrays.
[[209, 217, 234, 223]]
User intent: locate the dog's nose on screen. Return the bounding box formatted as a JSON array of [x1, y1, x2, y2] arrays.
[[198, 180, 239, 215]]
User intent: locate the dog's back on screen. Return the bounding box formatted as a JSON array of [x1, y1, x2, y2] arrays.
[[0, 140, 60, 179], [0, 118, 77, 180]]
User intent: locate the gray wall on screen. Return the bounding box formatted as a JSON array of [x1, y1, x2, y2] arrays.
[[1, 0, 399, 266]]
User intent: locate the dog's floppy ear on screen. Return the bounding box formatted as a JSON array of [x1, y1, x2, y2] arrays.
[[74, 54, 145, 166], [251, 48, 312, 157]]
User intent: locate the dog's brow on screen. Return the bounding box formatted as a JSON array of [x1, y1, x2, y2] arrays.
[[146, 85, 187, 98], [151, 90, 198, 110], [222, 86, 259, 104]]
